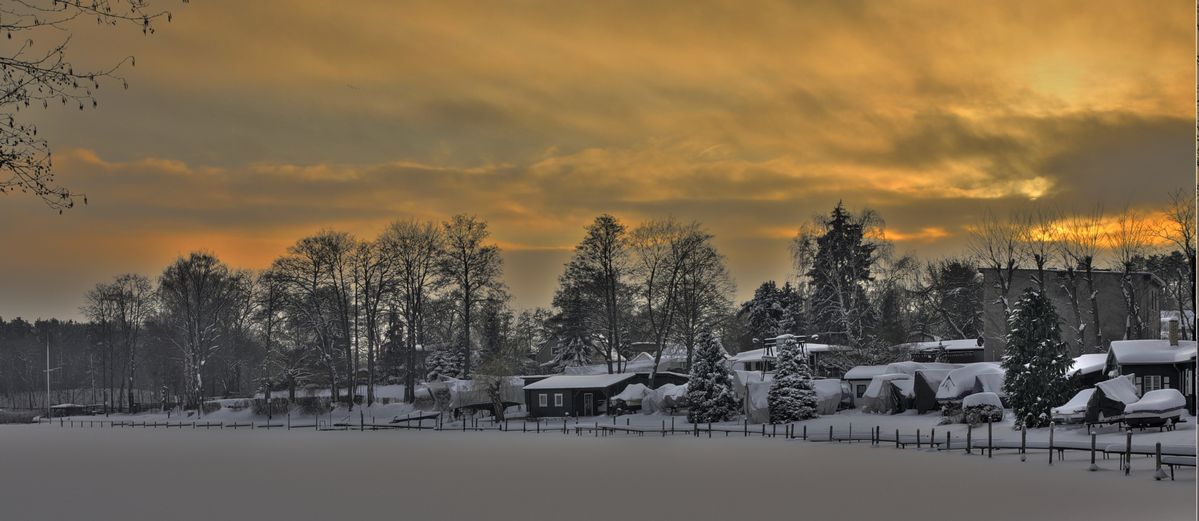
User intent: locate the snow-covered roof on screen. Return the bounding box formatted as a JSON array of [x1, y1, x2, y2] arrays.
[[892, 339, 982, 352], [523, 373, 637, 390], [729, 347, 773, 363], [1109, 339, 1197, 365], [843, 365, 889, 381], [882, 361, 962, 376], [1066, 354, 1108, 377], [50, 403, 86, 409]]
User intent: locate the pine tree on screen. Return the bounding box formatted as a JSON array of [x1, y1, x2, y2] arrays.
[[425, 349, 459, 381], [768, 338, 819, 423], [1002, 288, 1072, 429], [545, 336, 598, 372], [686, 330, 740, 423]]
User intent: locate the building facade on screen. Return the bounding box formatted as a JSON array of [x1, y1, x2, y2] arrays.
[[980, 268, 1163, 361]]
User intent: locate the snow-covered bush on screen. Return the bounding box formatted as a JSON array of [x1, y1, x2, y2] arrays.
[[686, 330, 740, 423], [963, 404, 1003, 425], [767, 337, 819, 423]]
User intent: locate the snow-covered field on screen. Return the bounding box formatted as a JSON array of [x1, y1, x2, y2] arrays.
[[1, 417, 1194, 521]]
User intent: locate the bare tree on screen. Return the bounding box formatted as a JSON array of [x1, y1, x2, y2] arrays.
[[157, 252, 244, 410], [671, 237, 734, 370], [353, 239, 396, 406], [1060, 206, 1105, 350], [630, 218, 710, 385], [379, 219, 443, 402], [438, 214, 502, 379], [1157, 188, 1196, 338], [968, 210, 1028, 316], [1107, 206, 1152, 340], [1, 0, 184, 211]]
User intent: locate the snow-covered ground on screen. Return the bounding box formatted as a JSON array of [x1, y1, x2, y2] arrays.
[[0, 422, 1192, 521]]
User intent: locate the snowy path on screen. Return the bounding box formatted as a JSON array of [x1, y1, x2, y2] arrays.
[[1, 424, 1193, 521]]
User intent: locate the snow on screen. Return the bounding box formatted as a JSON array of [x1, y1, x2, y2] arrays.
[[892, 338, 982, 352], [523, 373, 637, 390], [1066, 354, 1108, 377], [864, 373, 911, 399], [2, 416, 1191, 520], [843, 364, 889, 381], [611, 383, 649, 403], [1051, 388, 1095, 420], [1095, 375, 1140, 405], [1109, 339, 1198, 365], [882, 361, 962, 376], [962, 392, 1002, 409], [1124, 389, 1188, 415], [641, 383, 688, 414], [935, 363, 1005, 401]]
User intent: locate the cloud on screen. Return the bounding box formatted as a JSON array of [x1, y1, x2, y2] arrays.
[[1, 0, 1191, 319]]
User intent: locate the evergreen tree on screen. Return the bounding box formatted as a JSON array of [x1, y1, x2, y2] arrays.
[[1002, 288, 1072, 429], [801, 203, 877, 348], [768, 338, 819, 423], [686, 330, 740, 423], [425, 349, 459, 381], [545, 336, 599, 372]]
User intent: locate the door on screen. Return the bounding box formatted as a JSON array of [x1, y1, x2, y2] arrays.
[[583, 393, 594, 416]]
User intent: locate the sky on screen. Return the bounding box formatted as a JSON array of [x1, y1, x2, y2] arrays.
[[0, 0, 1194, 321]]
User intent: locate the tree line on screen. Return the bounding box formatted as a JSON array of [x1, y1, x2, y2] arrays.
[[1, 191, 1194, 411]]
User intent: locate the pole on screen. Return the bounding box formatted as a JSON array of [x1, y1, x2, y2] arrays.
[[45, 336, 50, 420], [1048, 423, 1055, 465], [1089, 433, 1098, 471]]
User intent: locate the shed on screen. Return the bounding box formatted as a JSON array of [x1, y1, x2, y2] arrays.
[[524, 374, 638, 417]]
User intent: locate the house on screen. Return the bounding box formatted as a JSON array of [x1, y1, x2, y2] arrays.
[[901, 338, 985, 364], [1066, 353, 1108, 389], [524, 373, 638, 417], [762, 334, 842, 377], [523, 372, 689, 417], [1105, 338, 1197, 415], [981, 268, 1163, 360]]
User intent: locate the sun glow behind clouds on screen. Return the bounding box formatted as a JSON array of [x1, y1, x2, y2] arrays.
[[0, 0, 1192, 319]]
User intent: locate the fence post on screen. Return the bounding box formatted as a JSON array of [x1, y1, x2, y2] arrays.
[[1123, 430, 1132, 476], [987, 420, 993, 458], [917, 429, 921, 449], [894, 429, 899, 449], [1154, 442, 1165, 480], [945, 430, 950, 451], [707, 422, 712, 439], [1049, 423, 1055, 465], [830, 425, 834, 442], [966, 424, 972, 454], [744, 419, 748, 437], [802, 425, 806, 440], [1020, 428, 1027, 462], [1089, 433, 1098, 471]]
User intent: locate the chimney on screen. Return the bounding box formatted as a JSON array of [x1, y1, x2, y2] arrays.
[[1168, 319, 1179, 346]]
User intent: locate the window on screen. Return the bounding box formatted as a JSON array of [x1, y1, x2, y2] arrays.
[[554, 393, 563, 407], [538, 393, 547, 407], [856, 385, 867, 398], [1142, 375, 1163, 394]]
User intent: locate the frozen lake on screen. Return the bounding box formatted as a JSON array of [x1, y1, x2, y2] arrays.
[[0, 425, 1193, 520]]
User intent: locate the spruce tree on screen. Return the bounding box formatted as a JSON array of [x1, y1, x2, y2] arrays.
[[425, 349, 457, 381], [686, 330, 740, 423], [1002, 288, 1072, 429], [768, 338, 819, 423]]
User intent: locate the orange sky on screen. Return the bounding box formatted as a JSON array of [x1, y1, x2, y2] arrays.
[[1, 0, 1194, 320]]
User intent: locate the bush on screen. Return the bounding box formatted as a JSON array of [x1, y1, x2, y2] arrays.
[[252, 398, 292, 416], [201, 401, 223, 415], [938, 402, 963, 425], [296, 397, 331, 416], [963, 404, 1003, 426]]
